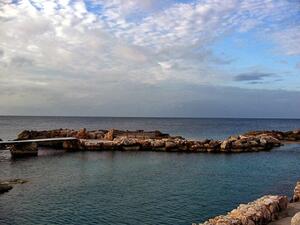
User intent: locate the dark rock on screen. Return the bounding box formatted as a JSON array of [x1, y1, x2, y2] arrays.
[[62, 139, 81, 151], [0, 179, 27, 194], [1, 179, 28, 185], [0, 184, 13, 194], [10, 142, 38, 158]]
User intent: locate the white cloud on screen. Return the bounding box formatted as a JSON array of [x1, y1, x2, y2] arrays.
[[0, 0, 299, 115], [272, 26, 300, 56]]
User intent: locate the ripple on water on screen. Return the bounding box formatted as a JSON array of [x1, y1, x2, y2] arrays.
[[0, 144, 300, 225]]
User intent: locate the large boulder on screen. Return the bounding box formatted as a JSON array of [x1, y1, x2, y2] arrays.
[[104, 129, 116, 141], [291, 212, 300, 225], [17, 130, 32, 140], [165, 141, 177, 150], [76, 128, 89, 139], [220, 140, 231, 151], [291, 181, 300, 202]]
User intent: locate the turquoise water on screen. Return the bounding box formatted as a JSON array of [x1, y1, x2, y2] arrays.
[[0, 117, 300, 225]]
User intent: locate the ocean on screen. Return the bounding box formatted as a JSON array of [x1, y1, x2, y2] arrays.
[[0, 116, 300, 225]]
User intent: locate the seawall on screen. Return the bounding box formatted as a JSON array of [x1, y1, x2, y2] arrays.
[[14, 128, 300, 153]]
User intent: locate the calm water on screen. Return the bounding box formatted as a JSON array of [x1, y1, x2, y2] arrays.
[[0, 117, 300, 225]]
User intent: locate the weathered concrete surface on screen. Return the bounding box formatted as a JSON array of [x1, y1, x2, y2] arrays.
[[269, 202, 300, 225]]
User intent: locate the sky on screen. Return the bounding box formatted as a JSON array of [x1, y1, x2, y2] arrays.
[[0, 0, 299, 118]]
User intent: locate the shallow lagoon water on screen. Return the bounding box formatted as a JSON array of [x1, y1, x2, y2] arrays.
[[0, 117, 300, 225]]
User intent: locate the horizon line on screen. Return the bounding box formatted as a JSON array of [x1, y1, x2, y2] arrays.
[[0, 115, 300, 120]]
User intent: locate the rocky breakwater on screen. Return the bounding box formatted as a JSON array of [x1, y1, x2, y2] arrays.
[[219, 134, 281, 153], [15, 128, 295, 153], [16, 128, 171, 151], [17, 128, 170, 141], [81, 132, 282, 153], [198, 195, 289, 225], [16, 128, 108, 148]]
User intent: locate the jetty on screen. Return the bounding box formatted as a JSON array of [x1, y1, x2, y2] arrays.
[[0, 137, 78, 157], [1, 128, 299, 157]]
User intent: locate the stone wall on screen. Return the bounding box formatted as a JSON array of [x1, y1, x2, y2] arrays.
[[199, 195, 288, 225]]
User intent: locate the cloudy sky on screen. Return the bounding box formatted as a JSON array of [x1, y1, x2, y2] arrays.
[[0, 0, 299, 118]]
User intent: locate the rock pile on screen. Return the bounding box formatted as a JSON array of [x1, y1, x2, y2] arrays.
[[79, 134, 281, 153], [219, 134, 281, 152], [15, 128, 300, 153], [199, 195, 288, 225], [291, 181, 300, 203], [17, 128, 107, 140]]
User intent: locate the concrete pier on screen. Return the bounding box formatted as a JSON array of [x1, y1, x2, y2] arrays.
[[0, 137, 78, 158]]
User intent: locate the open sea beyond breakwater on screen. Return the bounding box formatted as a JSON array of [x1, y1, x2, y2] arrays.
[[1, 116, 300, 225]]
